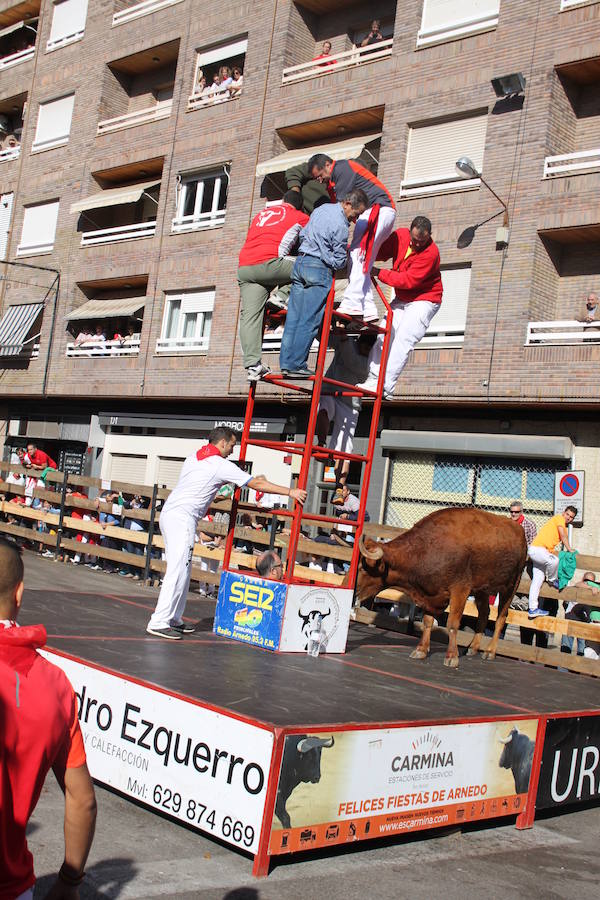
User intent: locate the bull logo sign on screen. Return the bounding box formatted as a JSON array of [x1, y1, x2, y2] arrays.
[[278, 585, 354, 654]]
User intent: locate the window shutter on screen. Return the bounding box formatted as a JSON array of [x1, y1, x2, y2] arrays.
[[18, 201, 60, 255], [418, 0, 500, 45], [180, 291, 216, 314], [429, 265, 471, 334], [196, 38, 248, 67], [48, 0, 88, 47], [0, 193, 14, 259], [109, 453, 147, 485], [157, 457, 185, 489], [33, 94, 75, 151], [404, 113, 488, 187]]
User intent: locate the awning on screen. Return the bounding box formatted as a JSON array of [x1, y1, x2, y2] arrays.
[[255, 132, 382, 177], [380, 430, 573, 460], [67, 297, 146, 321], [0, 303, 43, 357], [69, 180, 160, 215]]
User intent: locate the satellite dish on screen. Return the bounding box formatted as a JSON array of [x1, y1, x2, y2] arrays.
[[457, 225, 477, 249]]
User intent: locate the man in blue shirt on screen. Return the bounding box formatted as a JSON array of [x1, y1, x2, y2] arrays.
[[279, 189, 368, 377]]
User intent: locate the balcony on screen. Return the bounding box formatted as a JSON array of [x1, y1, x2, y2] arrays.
[[66, 336, 141, 356], [112, 0, 184, 26], [80, 220, 155, 247], [0, 44, 34, 68], [560, 0, 597, 9], [0, 145, 20, 162], [282, 38, 393, 85], [526, 320, 600, 346], [543, 148, 600, 179], [187, 89, 239, 112], [155, 336, 210, 353], [97, 99, 172, 135]]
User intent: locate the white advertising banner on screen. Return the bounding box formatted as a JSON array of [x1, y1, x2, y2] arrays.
[[279, 585, 354, 653], [42, 651, 274, 854], [269, 718, 539, 853]]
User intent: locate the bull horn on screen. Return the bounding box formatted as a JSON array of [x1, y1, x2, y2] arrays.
[[297, 736, 335, 753], [358, 533, 384, 561], [498, 735, 513, 744]]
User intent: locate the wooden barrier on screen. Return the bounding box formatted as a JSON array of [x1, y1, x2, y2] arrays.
[[1, 460, 598, 673]]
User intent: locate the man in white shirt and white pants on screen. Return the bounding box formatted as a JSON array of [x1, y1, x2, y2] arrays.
[[147, 426, 306, 640]]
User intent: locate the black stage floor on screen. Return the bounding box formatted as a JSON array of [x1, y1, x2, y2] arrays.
[[23, 578, 600, 728]]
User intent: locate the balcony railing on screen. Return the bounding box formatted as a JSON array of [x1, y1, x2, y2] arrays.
[[400, 174, 480, 198], [281, 38, 393, 85], [112, 0, 184, 26], [416, 330, 464, 349], [97, 100, 172, 135], [171, 208, 226, 233], [526, 319, 600, 346], [0, 146, 20, 162], [155, 336, 210, 353], [543, 148, 600, 179], [0, 46, 35, 69], [46, 29, 84, 53], [80, 220, 156, 247], [417, 10, 499, 48], [187, 90, 240, 112], [66, 336, 141, 357]]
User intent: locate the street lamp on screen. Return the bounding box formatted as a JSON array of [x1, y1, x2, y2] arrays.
[[455, 156, 510, 248]]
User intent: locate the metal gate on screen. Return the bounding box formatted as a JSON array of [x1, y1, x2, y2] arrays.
[[384, 452, 561, 531]]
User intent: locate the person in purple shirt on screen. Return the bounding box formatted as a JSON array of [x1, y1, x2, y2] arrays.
[[279, 189, 368, 377]]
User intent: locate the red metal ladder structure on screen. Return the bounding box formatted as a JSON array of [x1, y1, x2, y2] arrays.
[[216, 275, 393, 650]]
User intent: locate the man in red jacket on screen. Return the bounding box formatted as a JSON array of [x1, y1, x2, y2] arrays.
[[25, 442, 57, 470], [307, 153, 396, 322], [357, 216, 442, 398], [0, 539, 97, 900], [238, 191, 309, 382]]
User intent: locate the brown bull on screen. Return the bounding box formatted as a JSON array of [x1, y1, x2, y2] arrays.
[[356, 508, 527, 668]]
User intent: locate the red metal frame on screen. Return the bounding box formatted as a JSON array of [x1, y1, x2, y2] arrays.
[[222, 275, 393, 590]]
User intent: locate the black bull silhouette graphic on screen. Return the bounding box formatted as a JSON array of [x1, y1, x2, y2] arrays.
[[275, 735, 335, 829]]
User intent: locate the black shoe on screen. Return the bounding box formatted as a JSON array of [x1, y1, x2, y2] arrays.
[[280, 368, 314, 379], [146, 625, 183, 640], [171, 621, 198, 634]]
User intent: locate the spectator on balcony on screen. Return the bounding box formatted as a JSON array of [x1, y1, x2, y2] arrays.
[[360, 19, 384, 48], [25, 443, 56, 472], [229, 65, 244, 97], [279, 189, 369, 377], [1, 131, 20, 153], [307, 153, 396, 322], [73, 322, 106, 349], [218, 65, 233, 91], [312, 40, 337, 67], [578, 292, 598, 324], [207, 73, 227, 102], [238, 190, 309, 382]]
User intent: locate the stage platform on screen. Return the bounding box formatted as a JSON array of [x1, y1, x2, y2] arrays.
[[21, 555, 600, 876]]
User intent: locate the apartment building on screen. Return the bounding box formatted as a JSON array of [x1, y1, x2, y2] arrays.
[[1, 0, 600, 549]]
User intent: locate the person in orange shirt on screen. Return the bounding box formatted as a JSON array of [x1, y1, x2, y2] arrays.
[[0, 539, 97, 900], [527, 506, 576, 618]]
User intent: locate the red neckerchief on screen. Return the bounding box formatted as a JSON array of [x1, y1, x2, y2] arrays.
[[359, 203, 381, 273], [196, 444, 222, 461], [517, 514, 524, 525], [325, 161, 337, 201]]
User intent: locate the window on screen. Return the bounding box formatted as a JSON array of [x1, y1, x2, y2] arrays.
[[0, 193, 14, 259], [32, 93, 75, 152], [418, 265, 471, 347], [432, 461, 470, 493], [17, 200, 60, 256], [417, 0, 500, 48], [47, 0, 88, 52], [109, 453, 147, 484], [157, 290, 215, 353], [172, 168, 228, 233], [401, 112, 487, 197], [189, 37, 247, 109]]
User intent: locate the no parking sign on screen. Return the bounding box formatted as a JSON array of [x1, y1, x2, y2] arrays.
[[554, 470, 584, 524]]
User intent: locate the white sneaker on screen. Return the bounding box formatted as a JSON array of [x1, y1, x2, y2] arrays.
[[246, 362, 271, 382], [356, 376, 378, 393]]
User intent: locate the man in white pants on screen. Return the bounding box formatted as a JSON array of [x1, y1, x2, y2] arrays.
[[357, 217, 443, 399], [527, 506, 577, 619], [307, 154, 396, 322], [147, 426, 307, 640]]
